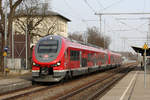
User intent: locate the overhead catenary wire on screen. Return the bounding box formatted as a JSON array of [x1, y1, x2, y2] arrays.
[[95, 0, 105, 11], [143, 0, 146, 12], [115, 20, 147, 34], [84, 0, 96, 13], [63, 0, 89, 26], [101, 0, 126, 11]]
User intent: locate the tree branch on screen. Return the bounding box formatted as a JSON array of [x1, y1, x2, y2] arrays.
[[15, 18, 26, 32], [12, 0, 23, 10], [32, 17, 44, 30], [0, 0, 5, 26]]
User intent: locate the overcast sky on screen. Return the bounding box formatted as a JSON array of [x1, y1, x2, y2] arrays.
[[50, 0, 150, 52]]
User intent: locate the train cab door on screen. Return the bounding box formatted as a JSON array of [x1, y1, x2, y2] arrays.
[[65, 49, 70, 70]]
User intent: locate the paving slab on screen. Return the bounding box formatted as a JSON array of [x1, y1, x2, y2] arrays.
[[0, 72, 32, 94], [101, 66, 150, 100]]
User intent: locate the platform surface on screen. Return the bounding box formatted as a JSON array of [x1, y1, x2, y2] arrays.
[[0, 72, 32, 94], [101, 66, 150, 100]]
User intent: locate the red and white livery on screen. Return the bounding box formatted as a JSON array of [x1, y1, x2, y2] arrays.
[[32, 35, 122, 82]]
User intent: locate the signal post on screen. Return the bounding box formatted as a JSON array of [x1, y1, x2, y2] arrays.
[[143, 43, 148, 88]]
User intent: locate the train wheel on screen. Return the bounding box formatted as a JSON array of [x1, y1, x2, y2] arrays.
[[32, 80, 38, 85]]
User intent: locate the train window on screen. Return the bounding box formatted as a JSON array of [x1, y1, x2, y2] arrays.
[[101, 54, 104, 64], [88, 54, 91, 61], [70, 50, 79, 61], [111, 56, 114, 63], [38, 40, 58, 53]]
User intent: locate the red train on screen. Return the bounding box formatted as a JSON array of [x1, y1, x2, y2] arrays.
[[32, 35, 122, 82]]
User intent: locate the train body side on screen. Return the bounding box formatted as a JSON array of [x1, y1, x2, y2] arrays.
[[32, 35, 122, 82]]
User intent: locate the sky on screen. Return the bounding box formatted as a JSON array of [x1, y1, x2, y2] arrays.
[[47, 0, 150, 52]]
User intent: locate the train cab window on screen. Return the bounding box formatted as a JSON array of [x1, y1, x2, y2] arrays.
[[70, 50, 80, 61], [38, 40, 58, 53]]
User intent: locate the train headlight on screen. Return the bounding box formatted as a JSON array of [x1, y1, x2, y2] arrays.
[[51, 61, 61, 67], [32, 62, 40, 66], [33, 62, 36, 66], [57, 61, 61, 66]]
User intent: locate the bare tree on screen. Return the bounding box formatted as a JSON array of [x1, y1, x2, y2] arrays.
[[15, 0, 54, 43], [14, 0, 55, 68], [87, 26, 111, 49], [68, 27, 111, 49], [68, 32, 83, 42], [0, 0, 24, 71]]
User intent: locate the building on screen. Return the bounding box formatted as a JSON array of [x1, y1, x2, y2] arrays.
[[13, 3, 70, 44]]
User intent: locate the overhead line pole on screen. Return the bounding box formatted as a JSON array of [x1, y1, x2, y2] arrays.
[[148, 19, 150, 45]]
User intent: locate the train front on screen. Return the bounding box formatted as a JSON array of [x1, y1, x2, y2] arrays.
[[32, 35, 65, 82]]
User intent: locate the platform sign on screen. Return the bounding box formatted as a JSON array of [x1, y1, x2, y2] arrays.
[[3, 52, 7, 56], [143, 43, 149, 50]]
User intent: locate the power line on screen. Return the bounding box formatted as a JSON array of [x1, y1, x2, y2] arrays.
[[102, 0, 126, 10], [143, 0, 146, 12], [95, 0, 104, 10], [84, 0, 96, 13], [117, 21, 147, 33], [95, 12, 150, 15], [63, 0, 89, 27]]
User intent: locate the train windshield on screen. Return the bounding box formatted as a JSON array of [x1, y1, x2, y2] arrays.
[[38, 40, 58, 53]]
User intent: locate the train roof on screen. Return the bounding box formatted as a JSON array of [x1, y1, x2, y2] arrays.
[[61, 36, 107, 53], [109, 51, 122, 56], [40, 35, 121, 56]]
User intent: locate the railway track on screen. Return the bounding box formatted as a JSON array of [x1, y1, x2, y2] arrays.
[[0, 63, 138, 100], [0, 83, 59, 100], [57, 63, 137, 100]]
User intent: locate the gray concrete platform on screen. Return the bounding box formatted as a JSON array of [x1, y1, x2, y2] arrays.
[[101, 66, 150, 100], [0, 72, 32, 94]]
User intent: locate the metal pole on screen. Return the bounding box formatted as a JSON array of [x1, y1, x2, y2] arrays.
[[99, 14, 102, 35], [4, 1, 8, 73], [104, 19, 105, 49], [25, 24, 28, 69], [84, 32, 87, 44], [144, 48, 147, 88], [148, 19, 150, 45], [12, 23, 14, 69]]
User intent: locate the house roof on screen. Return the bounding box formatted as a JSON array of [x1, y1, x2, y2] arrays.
[[15, 9, 71, 22]]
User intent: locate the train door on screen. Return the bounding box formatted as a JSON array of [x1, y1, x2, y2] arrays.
[[81, 51, 88, 67], [94, 53, 97, 66], [80, 51, 82, 67], [65, 50, 69, 69], [68, 49, 80, 69]]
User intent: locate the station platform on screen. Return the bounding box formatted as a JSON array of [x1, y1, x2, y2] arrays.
[[0, 72, 32, 94], [101, 66, 150, 100]]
